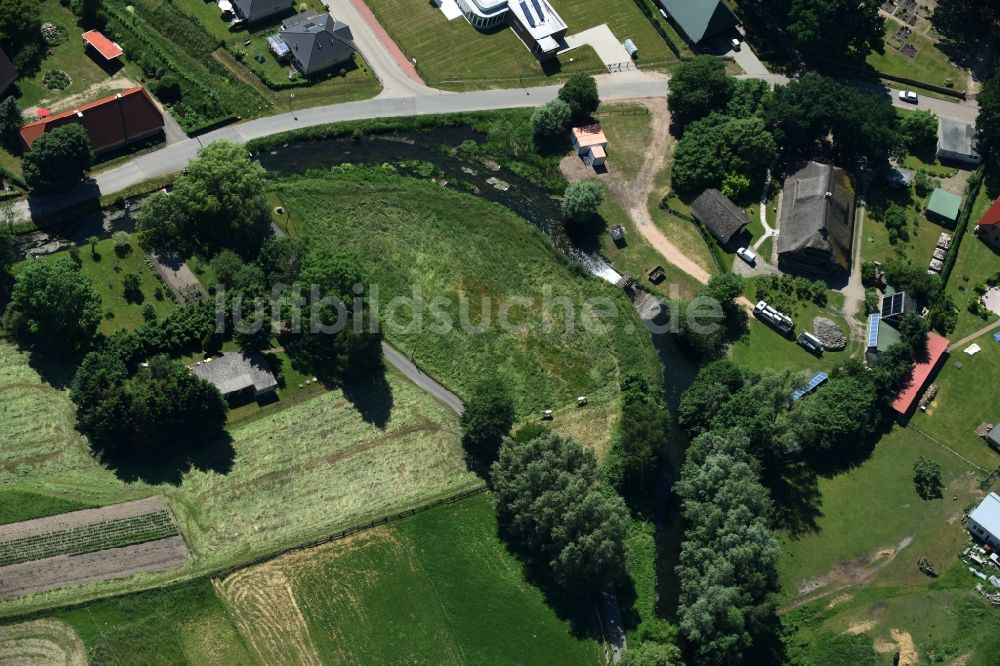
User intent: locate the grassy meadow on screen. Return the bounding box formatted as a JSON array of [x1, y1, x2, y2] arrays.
[[270, 167, 661, 419], [0, 341, 479, 614], [220, 494, 604, 665]]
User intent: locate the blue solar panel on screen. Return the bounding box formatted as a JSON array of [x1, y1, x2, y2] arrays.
[[868, 313, 880, 348], [788, 372, 828, 404]]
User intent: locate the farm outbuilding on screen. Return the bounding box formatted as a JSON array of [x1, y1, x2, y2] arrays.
[[190, 352, 278, 402], [690, 188, 749, 246], [925, 188, 962, 225], [968, 493, 1000, 548], [571, 125, 608, 168]]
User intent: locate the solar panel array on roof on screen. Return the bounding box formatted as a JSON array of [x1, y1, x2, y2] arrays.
[[788, 371, 829, 404], [881, 292, 907, 318], [520, 1, 535, 26], [868, 313, 880, 348]]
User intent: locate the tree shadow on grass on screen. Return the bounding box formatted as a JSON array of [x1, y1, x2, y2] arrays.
[[96, 431, 236, 486], [341, 370, 394, 430], [763, 460, 823, 538], [25, 348, 80, 390]]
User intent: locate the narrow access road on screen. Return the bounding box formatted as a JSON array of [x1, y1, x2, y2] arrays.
[[381, 341, 464, 414], [947, 318, 1000, 353]]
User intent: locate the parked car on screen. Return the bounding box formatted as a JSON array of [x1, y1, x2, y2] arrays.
[[736, 247, 756, 265], [898, 90, 918, 103], [731, 37, 741, 50]]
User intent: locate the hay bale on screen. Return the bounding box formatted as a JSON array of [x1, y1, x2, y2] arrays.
[[812, 317, 846, 351]]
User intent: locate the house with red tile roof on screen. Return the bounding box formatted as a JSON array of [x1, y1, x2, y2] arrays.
[[20, 87, 164, 155], [977, 197, 1000, 251], [891, 331, 949, 417]]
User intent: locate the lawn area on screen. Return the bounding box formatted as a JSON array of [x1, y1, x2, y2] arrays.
[[270, 167, 661, 419], [859, 180, 954, 274], [0, 341, 480, 614], [908, 327, 1000, 471], [652, 195, 720, 278], [729, 280, 858, 375], [777, 425, 985, 600], [219, 494, 603, 665], [779, 422, 1000, 664], [548, 0, 679, 65], [44, 580, 256, 665], [364, 0, 609, 89], [867, 17, 967, 91], [596, 106, 651, 184], [23, 236, 176, 334]]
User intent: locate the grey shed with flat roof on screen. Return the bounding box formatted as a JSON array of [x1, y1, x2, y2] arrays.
[[777, 161, 856, 276], [691, 189, 750, 245], [280, 12, 355, 75], [937, 118, 981, 166], [190, 352, 278, 400]]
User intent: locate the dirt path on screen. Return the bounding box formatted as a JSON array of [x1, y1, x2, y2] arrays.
[[781, 536, 914, 612], [561, 98, 711, 286], [948, 318, 1000, 352]]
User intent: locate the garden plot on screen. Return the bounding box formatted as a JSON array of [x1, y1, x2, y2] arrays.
[[0, 497, 188, 599]]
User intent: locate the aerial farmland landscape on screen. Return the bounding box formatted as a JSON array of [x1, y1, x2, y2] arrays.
[[1, 0, 1000, 664]]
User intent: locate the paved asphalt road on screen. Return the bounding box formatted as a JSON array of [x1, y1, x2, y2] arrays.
[[381, 341, 464, 414]]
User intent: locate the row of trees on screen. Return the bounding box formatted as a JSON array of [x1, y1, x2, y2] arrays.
[[530, 73, 600, 142]]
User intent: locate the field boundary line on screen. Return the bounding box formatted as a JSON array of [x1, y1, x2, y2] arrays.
[[908, 425, 988, 473]]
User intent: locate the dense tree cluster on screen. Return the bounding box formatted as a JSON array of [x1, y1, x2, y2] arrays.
[[675, 429, 780, 665], [459, 377, 515, 470], [0, 97, 22, 152], [22, 125, 95, 192], [136, 141, 272, 257], [785, 0, 884, 59], [2, 258, 102, 355], [900, 110, 939, 157], [0, 0, 43, 72], [667, 57, 734, 125], [671, 114, 777, 195], [491, 432, 628, 590], [605, 371, 668, 506], [764, 75, 902, 169], [71, 353, 228, 458], [977, 66, 1000, 165]]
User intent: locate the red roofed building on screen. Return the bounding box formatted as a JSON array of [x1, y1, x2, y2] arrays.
[[891, 331, 949, 416], [20, 87, 164, 155], [82, 30, 124, 61], [977, 198, 1000, 251]]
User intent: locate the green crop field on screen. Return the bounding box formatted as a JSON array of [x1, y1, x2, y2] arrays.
[[0, 340, 479, 613], [270, 167, 661, 420], [24, 235, 176, 333], [46, 580, 256, 665], [220, 494, 603, 665]]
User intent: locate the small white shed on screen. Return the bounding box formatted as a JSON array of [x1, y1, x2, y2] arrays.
[[968, 492, 1000, 548]]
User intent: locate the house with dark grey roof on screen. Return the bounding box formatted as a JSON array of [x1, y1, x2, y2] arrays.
[[190, 352, 278, 402], [656, 0, 738, 45], [936, 118, 981, 166], [777, 161, 856, 276], [0, 47, 17, 97], [690, 189, 750, 246], [280, 11, 355, 75], [233, 0, 292, 24]]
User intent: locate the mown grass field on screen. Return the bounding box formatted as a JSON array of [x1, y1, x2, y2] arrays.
[[0, 491, 93, 526], [779, 426, 999, 664], [946, 172, 1000, 340], [364, 0, 606, 89], [866, 18, 966, 90], [49, 580, 256, 665], [220, 494, 603, 665], [271, 168, 661, 418], [0, 341, 479, 613], [24, 235, 176, 333]]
